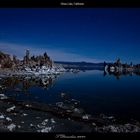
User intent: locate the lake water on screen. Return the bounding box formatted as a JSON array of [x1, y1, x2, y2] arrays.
[[1, 70, 140, 121]]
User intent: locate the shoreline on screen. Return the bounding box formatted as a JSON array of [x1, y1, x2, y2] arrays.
[[0, 68, 65, 78], [0, 82, 140, 132], [0, 95, 140, 132]]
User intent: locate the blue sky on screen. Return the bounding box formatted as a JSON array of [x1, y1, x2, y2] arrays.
[[0, 8, 140, 63]]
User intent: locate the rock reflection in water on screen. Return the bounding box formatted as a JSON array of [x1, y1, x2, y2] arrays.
[[0, 75, 58, 99], [104, 69, 140, 80]]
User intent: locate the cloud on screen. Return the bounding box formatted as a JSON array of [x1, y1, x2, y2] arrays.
[[0, 42, 102, 62]]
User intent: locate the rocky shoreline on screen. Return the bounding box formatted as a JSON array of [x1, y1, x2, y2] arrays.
[[0, 68, 65, 78], [0, 80, 140, 133], [0, 97, 140, 133]]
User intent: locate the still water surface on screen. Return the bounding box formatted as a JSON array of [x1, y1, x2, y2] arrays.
[[2, 70, 140, 121]]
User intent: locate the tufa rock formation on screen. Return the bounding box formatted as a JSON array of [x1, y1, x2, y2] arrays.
[[0, 51, 13, 68], [0, 50, 53, 69]]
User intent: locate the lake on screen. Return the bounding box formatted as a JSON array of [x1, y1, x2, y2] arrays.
[[1, 70, 140, 122]]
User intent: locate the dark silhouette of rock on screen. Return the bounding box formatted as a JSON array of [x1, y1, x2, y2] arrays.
[[0, 50, 54, 69], [0, 51, 12, 68]]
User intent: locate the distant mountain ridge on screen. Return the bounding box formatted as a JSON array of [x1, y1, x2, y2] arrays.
[[54, 61, 104, 70], [54, 61, 104, 65]]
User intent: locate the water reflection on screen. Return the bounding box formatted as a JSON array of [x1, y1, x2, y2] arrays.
[[1, 70, 140, 121], [0, 75, 58, 97], [104, 70, 140, 79]]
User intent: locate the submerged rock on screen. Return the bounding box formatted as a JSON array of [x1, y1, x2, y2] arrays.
[[71, 99, 80, 105], [38, 127, 52, 133], [60, 92, 71, 101], [7, 123, 16, 132], [100, 114, 114, 120], [0, 85, 6, 90], [99, 114, 116, 123], [6, 117, 12, 122], [30, 124, 34, 127], [82, 114, 91, 120], [6, 106, 16, 112], [25, 104, 32, 108], [17, 125, 21, 128], [0, 114, 5, 119], [51, 118, 56, 123], [0, 94, 8, 100], [22, 113, 28, 116], [60, 92, 66, 98], [92, 122, 96, 126], [96, 124, 140, 133], [41, 119, 48, 126], [56, 102, 63, 108], [73, 108, 84, 114], [56, 102, 75, 110]]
